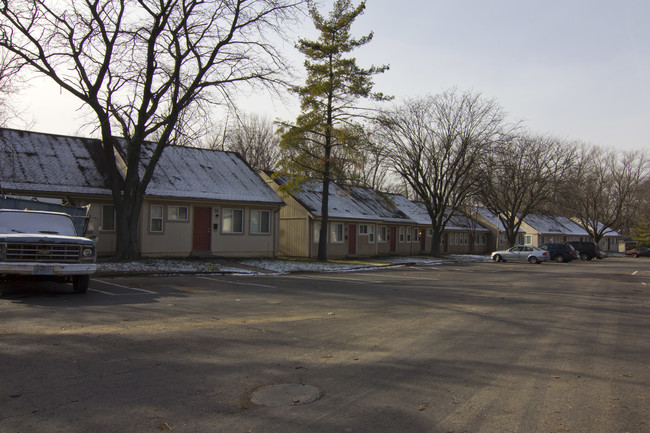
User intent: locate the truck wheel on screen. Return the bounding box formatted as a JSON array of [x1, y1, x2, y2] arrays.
[[580, 253, 588, 260], [73, 275, 89, 294], [555, 255, 565, 263]]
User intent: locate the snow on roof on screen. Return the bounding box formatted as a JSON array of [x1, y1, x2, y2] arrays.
[[143, 144, 283, 204], [0, 128, 112, 196], [388, 196, 488, 231], [598, 222, 621, 237], [0, 128, 282, 205], [386, 194, 431, 225], [474, 207, 513, 231], [523, 214, 589, 236], [273, 176, 412, 223]]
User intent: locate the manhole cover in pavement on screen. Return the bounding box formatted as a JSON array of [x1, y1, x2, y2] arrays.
[[250, 384, 323, 406]]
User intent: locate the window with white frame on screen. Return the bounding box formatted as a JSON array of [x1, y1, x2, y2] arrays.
[[359, 224, 375, 243], [250, 210, 270, 234], [524, 235, 532, 245], [150, 205, 163, 233], [168, 206, 188, 221], [101, 204, 115, 231], [377, 226, 387, 242], [474, 234, 486, 245], [330, 223, 344, 243], [313, 222, 321, 243], [222, 209, 243, 233], [406, 227, 412, 242], [427, 228, 432, 237], [413, 228, 419, 243], [399, 227, 405, 242]]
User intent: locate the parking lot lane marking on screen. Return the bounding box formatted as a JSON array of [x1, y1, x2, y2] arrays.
[[94, 279, 157, 294], [197, 276, 276, 288], [88, 288, 118, 296], [632, 271, 638, 275]]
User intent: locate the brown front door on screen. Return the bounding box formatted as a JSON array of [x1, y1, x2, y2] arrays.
[[192, 207, 211, 251], [390, 227, 396, 253], [348, 224, 356, 255], [420, 229, 426, 252]]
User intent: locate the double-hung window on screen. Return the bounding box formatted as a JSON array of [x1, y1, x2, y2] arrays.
[[330, 223, 344, 243], [150, 205, 163, 233], [313, 222, 321, 243], [222, 209, 243, 233], [377, 226, 387, 243], [250, 210, 270, 234]]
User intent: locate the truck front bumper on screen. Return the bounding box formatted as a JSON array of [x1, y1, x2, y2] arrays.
[[0, 262, 97, 276]]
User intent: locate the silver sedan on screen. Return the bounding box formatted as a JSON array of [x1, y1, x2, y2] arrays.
[[491, 245, 550, 264]]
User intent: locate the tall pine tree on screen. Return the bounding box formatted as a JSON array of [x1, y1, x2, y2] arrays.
[[278, 0, 389, 261]]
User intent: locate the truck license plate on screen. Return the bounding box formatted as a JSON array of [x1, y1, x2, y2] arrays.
[[34, 266, 54, 275]]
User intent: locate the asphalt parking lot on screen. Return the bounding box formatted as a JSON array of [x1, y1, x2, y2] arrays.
[[1, 257, 648, 433]]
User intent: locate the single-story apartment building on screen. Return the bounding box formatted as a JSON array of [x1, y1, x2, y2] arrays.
[[388, 195, 491, 254], [0, 127, 284, 257], [262, 173, 419, 258]]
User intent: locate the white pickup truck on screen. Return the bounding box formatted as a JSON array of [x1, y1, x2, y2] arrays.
[[0, 209, 97, 293]]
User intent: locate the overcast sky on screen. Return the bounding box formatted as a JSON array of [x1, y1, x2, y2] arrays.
[[15, 0, 650, 151]]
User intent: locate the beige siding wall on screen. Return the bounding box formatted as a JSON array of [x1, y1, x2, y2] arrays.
[[279, 218, 309, 256], [140, 200, 278, 257], [86, 198, 280, 258]]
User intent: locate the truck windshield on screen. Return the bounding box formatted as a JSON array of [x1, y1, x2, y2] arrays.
[[0, 211, 78, 236]]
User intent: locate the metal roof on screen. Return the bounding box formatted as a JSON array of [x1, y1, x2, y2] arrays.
[[0, 128, 283, 204]]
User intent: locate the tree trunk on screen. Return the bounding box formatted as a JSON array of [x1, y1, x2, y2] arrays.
[[430, 229, 442, 257], [317, 145, 332, 261]]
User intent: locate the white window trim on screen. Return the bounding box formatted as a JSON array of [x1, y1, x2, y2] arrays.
[[250, 210, 271, 234], [222, 208, 244, 234], [330, 223, 344, 243], [168, 205, 189, 222], [150, 204, 163, 233], [378, 226, 387, 243]]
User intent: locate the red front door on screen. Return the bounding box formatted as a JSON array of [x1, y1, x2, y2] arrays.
[[348, 224, 356, 255], [192, 207, 211, 251]]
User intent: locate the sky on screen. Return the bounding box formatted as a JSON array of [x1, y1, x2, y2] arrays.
[[13, 0, 650, 152]]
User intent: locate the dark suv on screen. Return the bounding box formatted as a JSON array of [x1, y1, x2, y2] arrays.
[[567, 241, 601, 260], [538, 243, 578, 263]]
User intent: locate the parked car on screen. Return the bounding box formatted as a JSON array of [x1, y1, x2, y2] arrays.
[[567, 241, 601, 260], [0, 209, 97, 293], [538, 243, 578, 263], [491, 245, 549, 264], [625, 247, 650, 258]]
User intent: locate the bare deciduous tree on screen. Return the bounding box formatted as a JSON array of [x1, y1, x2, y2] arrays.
[[215, 113, 281, 172], [378, 89, 507, 256], [475, 133, 576, 247], [0, 0, 304, 259], [567, 144, 647, 243]]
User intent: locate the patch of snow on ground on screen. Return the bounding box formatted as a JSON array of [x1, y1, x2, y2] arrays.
[[239, 259, 377, 274], [96, 254, 491, 275], [98, 259, 252, 275], [447, 254, 492, 263]]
